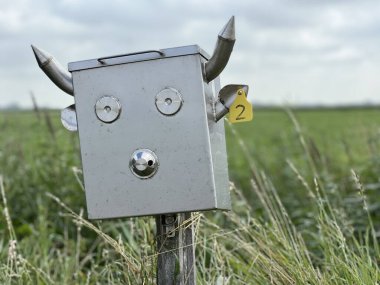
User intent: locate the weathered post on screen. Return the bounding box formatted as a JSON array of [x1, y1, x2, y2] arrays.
[[156, 213, 195, 284], [31, 15, 252, 284]]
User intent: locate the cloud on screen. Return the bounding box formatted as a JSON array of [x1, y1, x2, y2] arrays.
[[1, 0, 380, 108]]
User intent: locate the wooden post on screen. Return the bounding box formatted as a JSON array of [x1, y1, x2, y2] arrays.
[[156, 212, 196, 285]]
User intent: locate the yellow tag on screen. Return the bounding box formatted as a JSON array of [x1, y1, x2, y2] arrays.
[[228, 89, 253, 123]]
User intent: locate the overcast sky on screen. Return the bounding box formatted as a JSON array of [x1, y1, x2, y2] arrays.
[[1, 0, 380, 108]]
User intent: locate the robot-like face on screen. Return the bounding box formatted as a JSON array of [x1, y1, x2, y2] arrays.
[[32, 17, 249, 219]]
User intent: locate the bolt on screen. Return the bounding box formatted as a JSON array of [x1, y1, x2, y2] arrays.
[[165, 215, 176, 225]]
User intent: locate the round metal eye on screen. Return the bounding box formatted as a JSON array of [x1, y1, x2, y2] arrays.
[[95, 95, 121, 123], [155, 88, 183, 116]]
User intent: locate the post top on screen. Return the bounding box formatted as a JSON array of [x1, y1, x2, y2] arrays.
[[68, 45, 210, 72]]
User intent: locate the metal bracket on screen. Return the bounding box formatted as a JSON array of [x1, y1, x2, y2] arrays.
[[161, 214, 177, 238]]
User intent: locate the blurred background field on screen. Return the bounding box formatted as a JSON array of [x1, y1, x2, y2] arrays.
[[0, 107, 379, 284], [227, 108, 380, 227]]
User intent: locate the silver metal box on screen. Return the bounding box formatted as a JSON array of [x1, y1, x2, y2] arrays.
[[68, 45, 230, 219], [31, 16, 243, 220]]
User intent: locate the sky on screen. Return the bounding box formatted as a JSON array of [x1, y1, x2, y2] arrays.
[[1, 0, 380, 109]]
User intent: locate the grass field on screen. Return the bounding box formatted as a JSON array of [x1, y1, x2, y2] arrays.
[[0, 107, 379, 284]]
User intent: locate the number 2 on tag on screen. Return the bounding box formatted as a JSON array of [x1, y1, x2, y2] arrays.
[[228, 89, 253, 123]]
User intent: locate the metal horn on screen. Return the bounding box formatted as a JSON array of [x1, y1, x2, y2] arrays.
[[31, 45, 74, 95], [204, 16, 235, 83]]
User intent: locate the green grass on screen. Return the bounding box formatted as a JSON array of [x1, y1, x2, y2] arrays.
[[0, 108, 379, 284]]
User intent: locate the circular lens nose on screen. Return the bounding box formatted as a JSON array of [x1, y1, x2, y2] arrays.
[[129, 149, 159, 179]]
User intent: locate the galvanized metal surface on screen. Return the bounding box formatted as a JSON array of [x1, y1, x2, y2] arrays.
[[31, 45, 74, 95], [72, 53, 230, 219], [205, 77, 230, 209], [156, 213, 196, 285]]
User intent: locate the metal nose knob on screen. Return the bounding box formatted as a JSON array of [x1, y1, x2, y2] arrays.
[[129, 149, 159, 179]]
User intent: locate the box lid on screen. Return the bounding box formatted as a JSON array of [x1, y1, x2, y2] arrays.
[[68, 45, 209, 72]]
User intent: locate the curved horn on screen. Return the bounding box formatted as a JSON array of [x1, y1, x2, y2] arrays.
[[204, 16, 235, 83], [31, 45, 73, 95]]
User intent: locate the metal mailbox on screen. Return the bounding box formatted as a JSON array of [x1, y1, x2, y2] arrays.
[[32, 16, 249, 219]]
